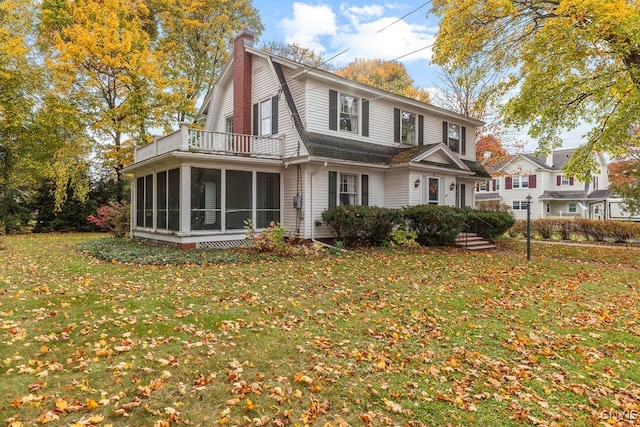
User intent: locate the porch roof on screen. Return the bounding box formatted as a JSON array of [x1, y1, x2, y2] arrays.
[[538, 191, 588, 200], [304, 133, 491, 178]]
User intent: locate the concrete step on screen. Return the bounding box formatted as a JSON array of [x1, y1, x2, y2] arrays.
[[455, 232, 495, 250]]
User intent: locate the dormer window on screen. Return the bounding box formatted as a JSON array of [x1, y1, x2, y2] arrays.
[[339, 94, 359, 133]]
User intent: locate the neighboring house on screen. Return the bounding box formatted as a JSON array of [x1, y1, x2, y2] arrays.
[[476, 148, 639, 221], [122, 30, 491, 248]]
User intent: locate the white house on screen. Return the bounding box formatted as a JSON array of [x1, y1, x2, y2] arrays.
[[122, 30, 491, 248], [474, 148, 640, 220]]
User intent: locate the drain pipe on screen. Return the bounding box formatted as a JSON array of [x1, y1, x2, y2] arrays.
[[310, 162, 347, 252]]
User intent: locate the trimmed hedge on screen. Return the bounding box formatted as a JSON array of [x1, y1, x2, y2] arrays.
[[321, 205, 401, 247], [322, 205, 517, 247], [509, 218, 640, 243], [400, 205, 467, 246], [463, 209, 515, 240]]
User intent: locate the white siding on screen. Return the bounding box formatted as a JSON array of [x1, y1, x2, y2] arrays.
[[385, 171, 410, 208], [212, 81, 233, 133], [282, 166, 301, 236]]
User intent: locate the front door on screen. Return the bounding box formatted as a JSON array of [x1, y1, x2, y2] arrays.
[[425, 177, 440, 205]]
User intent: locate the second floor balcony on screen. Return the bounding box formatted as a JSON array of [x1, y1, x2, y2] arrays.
[[134, 124, 284, 164]]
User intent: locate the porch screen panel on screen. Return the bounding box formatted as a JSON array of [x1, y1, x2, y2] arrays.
[[136, 177, 144, 227], [167, 168, 180, 231], [191, 168, 221, 230], [157, 171, 167, 229], [226, 170, 252, 229], [256, 172, 280, 228], [144, 175, 153, 227]]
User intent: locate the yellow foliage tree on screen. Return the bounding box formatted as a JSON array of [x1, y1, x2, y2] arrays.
[[336, 59, 431, 103], [432, 0, 640, 180], [42, 0, 172, 189]]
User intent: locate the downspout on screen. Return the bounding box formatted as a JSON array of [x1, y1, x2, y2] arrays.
[[310, 162, 347, 252]]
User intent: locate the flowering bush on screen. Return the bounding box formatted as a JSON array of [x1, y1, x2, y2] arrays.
[[87, 201, 130, 238]]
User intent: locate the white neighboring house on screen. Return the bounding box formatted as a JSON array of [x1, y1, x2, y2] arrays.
[[122, 29, 491, 248], [475, 148, 640, 221]]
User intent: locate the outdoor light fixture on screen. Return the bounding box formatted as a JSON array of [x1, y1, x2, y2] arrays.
[[414, 178, 421, 188], [450, 183, 456, 191]]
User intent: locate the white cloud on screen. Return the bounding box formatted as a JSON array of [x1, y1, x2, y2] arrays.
[[276, 1, 436, 67], [278, 3, 337, 54]]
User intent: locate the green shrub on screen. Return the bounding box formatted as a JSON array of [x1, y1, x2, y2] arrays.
[[385, 222, 419, 248], [463, 209, 515, 240], [402, 205, 465, 246], [321, 205, 401, 247]]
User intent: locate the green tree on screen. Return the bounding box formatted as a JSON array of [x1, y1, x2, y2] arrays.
[[432, 0, 640, 180], [336, 58, 431, 103], [0, 0, 42, 232], [41, 0, 172, 194], [152, 0, 262, 123]]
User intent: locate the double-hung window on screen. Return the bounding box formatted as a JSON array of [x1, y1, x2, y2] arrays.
[[260, 99, 272, 136], [561, 175, 570, 186], [448, 124, 460, 152], [401, 110, 416, 144], [253, 96, 278, 136], [328, 171, 369, 207], [339, 173, 358, 205], [339, 94, 359, 133], [512, 175, 529, 189]]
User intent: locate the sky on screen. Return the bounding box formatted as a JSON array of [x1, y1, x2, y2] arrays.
[[249, 0, 588, 151]]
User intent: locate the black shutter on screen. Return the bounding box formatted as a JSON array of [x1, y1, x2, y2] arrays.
[[461, 126, 466, 155], [361, 175, 369, 206], [394, 108, 400, 142], [442, 121, 448, 145], [418, 114, 424, 146], [328, 171, 337, 208], [252, 103, 259, 136], [271, 96, 278, 134], [362, 99, 369, 137], [329, 90, 338, 131]]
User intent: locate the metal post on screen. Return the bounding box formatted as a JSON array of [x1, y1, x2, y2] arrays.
[[526, 194, 532, 261]]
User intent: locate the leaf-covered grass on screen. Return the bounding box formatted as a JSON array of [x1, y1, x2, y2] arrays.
[[1, 233, 639, 426]]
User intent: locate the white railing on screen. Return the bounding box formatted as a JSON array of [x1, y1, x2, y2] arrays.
[[134, 124, 283, 163]]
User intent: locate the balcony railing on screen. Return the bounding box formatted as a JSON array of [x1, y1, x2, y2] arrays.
[[134, 124, 283, 163]]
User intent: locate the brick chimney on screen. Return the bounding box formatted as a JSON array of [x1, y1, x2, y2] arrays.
[[233, 29, 254, 136]]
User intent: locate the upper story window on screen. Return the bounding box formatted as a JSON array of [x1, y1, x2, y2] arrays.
[[253, 96, 278, 136], [505, 174, 536, 190], [339, 94, 359, 133], [260, 99, 272, 135], [513, 175, 529, 189], [448, 123, 460, 152], [442, 121, 466, 154], [556, 175, 574, 186], [329, 90, 369, 136], [401, 110, 416, 144]]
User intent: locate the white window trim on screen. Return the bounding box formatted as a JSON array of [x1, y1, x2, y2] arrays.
[[338, 172, 360, 206], [401, 109, 416, 145], [259, 99, 272, 136], [424, 176, 441, 205], [447, 123, 460, 153], [339, 93, 359, 134]]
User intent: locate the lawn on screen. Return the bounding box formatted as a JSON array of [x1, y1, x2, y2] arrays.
[[1, 234, 639, 426]]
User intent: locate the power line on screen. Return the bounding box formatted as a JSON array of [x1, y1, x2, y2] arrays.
[[377, 1, 433, 34]]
